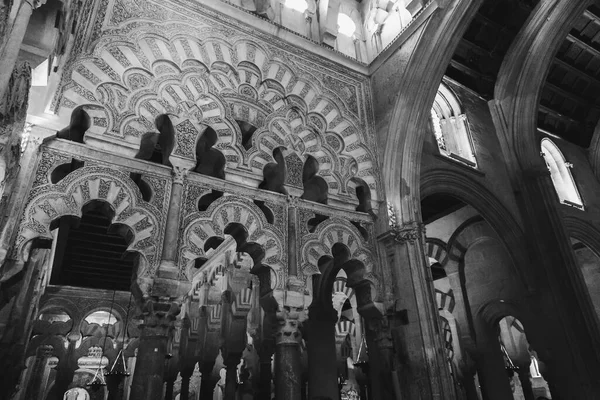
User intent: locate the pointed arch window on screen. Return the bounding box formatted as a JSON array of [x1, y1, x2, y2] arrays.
[[540, 138, 584, 209], [430, 83, 477, 167]]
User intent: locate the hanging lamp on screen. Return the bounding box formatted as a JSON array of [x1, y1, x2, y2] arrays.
[[106, 292, 133, 377], [87, 289, 117, 388]]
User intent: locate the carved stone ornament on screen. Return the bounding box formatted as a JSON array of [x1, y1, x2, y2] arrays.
[[139, 298, 181, 337], [392, 221, 425, 244], [275, 306, 307, 345], [172, 165, 188, 185]]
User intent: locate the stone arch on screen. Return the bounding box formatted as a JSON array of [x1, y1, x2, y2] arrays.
[[300, 218, 374, 279], [180, 196, 285, 288], [426, 237, 449, 267], [420, 169, 530, 289], [493, 0, 593, 170], [564, 216, 600, 256], [54, 28, 380, 202], [380, 0, 484, 227], [15, 165, 162, 278]]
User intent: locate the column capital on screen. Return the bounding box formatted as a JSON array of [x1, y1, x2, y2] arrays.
[[378, 220, 425, 245], [275, 306, 307, 346], [171, 166, 188, 185], [139, 298, 181, 337]]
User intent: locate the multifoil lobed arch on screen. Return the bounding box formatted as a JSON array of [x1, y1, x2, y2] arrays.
[[16, 165, 162, 276], [300, 218, 375, 280], [56, 27, 380, 201], [179, 195, 285, 286]]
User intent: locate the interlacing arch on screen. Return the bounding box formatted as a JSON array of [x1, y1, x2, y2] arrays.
[[179, 195, 285, 286], [300, 218, 374, 280], [16, 165, 161, 275], [57, 27, 380, 201]]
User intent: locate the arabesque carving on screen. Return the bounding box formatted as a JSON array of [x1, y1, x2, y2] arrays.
[[300, 217, 375, 278], [180, 194, 285, 284], [54, 21, 380, 202], [16, 165, 163, 276]]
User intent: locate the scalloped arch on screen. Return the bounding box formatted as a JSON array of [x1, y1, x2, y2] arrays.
[[300, 218, 374, 278], [57, 28, 380, 201], [16, 166, 162, 276], [180, 196, 285, 283]]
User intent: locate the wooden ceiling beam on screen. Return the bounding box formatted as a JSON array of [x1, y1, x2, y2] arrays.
[[553, 57, 600, 88], [566, 33, 600, 60], [544, 82, 597, 108], [539, 104, 584, 126]]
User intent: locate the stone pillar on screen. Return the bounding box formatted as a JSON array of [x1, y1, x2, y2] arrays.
[[274, 307, 304, 400], [307, 305, 339, 400], [159, 166, 187, 276], [517, 366, 535, 400], [257, 346, 273, 400], [363, 317, 395, 400], [378, 224, 457, 399], [180, 372, 191, 400], [164, 379, 175, 400], [0, 0, 44, 101], [223, 359, 238, 400], [130, 300, 180, 400], [22, 345, 54, 400], [199, 377, 218, 400], [517, 169, 600, 397]]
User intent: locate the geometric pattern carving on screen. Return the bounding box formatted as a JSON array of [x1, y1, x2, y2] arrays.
[[16, 166, 162, 277], [179, 195, 285, 286], [300, 218, 374, 278], [56, 25, 380, 201]]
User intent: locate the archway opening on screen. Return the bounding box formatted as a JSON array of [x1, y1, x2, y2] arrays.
[[49, 200, 136, 291]]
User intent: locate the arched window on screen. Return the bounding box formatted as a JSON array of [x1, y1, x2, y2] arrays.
[[541, 138, 583, 209], [337, 13, 356, 37], [284, 0, 308, 12], [430, 83, 477, 167]]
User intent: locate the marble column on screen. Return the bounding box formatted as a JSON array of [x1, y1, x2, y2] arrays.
[[274, 308, 304, 400], [257, 346, 273, 400], [180, 372, 191, 400], [363, 317, 395, 400], [307, 305, 339, 400], [378, 225, 457, 399], [0, 0, 45, 101], [130, 300, 180, 400], [517, 169, 600, 397], [223, 359, 238, 400], [199, 377, 218, 400], [474, 323, 512, 400], [159, 166, 187, 277], [517, 366, 535, 400], [164, 379, 175, 400], [23, 345, 54, 400]]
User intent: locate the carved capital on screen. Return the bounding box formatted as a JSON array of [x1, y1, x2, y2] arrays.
[[172, 166, 188, 185], [286, 195, 300, 208], [275, 306, 306, 345], [139, 298, 181, 337], [391, 221, 425, 244]]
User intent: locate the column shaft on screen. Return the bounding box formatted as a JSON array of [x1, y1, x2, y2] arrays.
[[0, 0, 34, 101], [130, 335, 169, 400], [307, 311, 339, 400], [161, 177, 184, 264], [378, 229, 456, 399], [224, 364, 237, 400], [274, 343, 302, 400], [517, 369, 535, 400], [257, 360, 272, 400], [180, 374, 191, 400], [164, 380, 175, 400], [518, 172, 600, 396]]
